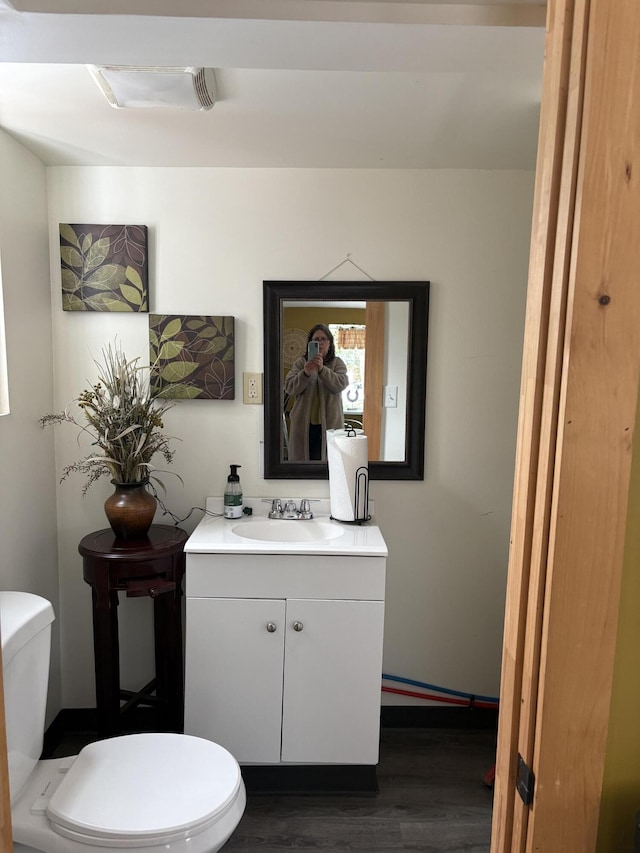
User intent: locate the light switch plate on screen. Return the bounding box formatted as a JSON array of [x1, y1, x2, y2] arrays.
[[383, 385, 398, 407], [243, 372, 263, 404]]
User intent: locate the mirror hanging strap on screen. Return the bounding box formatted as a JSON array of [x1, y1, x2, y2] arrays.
[[318, 254, 376, 282]]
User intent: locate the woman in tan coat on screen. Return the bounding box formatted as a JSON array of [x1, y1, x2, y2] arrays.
[[284, 324, 349, 461]]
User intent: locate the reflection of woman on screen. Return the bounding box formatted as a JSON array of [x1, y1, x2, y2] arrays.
[[284, 324, 349, 461]]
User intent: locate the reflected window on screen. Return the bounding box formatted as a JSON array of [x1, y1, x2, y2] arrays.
[[330, 323, 366, 419]]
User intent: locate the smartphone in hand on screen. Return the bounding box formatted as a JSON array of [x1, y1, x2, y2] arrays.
[[307, 340, 320, 360]]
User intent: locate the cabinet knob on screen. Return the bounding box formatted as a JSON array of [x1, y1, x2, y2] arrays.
[[293, 621, 304, 632], [266, 622, 277, 633]]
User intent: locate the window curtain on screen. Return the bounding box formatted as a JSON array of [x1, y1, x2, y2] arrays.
[[335, 327, 366, 349]]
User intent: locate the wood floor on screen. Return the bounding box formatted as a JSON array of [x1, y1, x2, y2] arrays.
[[226, 728, 495, 852], [46, 724, 495, 852]]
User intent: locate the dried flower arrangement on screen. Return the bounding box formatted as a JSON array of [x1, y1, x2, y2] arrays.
[[42, 343, 179, 494]]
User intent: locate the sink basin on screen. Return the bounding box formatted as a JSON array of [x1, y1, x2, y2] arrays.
[[231, 519, 344, 543], [185, 498, 388, 555]]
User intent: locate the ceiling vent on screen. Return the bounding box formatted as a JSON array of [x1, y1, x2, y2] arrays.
[[87, 66, 216, 111]]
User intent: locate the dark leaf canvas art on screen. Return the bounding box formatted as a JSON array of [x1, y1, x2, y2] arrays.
[[60, 224, 149, 312], [149, 314, 235, 400]]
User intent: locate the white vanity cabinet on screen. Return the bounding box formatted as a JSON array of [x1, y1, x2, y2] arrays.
[[184, 552, 386, 766]]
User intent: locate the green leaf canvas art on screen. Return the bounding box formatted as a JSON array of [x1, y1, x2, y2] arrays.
[[59, 224, 149, 312], [149, 314, 235, 400]]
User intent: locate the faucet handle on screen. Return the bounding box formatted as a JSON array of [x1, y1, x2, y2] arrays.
[[262, 498, 283, 518], [299, 499, 314, 519]]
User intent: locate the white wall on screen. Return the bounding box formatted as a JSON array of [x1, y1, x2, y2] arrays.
[[0, 129, 61, 720], [46, 166, 532, 709]]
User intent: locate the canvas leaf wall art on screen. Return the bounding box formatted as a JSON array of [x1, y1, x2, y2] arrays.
[[149, 314, 235, 400], [60, 224, 149, 312]]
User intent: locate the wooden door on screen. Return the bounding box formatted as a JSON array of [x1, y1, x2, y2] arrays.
[[363, 301, 384, 458], [491, 0, 640, 850]]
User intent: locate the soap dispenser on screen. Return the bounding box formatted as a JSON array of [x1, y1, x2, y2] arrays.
[[224, 465, 243, 519]]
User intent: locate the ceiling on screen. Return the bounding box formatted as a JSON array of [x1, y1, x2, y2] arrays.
[[0, 1, 546, 168]]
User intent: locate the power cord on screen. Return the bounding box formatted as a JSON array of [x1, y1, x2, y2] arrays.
[[147, 484, 223, 527]]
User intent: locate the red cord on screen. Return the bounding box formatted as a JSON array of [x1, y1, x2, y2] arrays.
[[382, 685, 498, 710]]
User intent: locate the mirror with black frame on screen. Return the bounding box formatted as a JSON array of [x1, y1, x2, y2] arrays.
[[263, 280, 429, 480]]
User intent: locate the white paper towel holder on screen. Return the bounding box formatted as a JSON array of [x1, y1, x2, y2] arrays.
[[329, 425, 371, 525]]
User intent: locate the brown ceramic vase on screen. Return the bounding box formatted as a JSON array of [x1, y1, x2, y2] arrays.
[[104, 480, 157, 540]]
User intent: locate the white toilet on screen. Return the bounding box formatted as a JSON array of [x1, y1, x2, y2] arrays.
[[1, 591, 246, 853]]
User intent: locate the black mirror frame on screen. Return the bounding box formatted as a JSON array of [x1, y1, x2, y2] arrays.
[[263, 280, 430, 480]]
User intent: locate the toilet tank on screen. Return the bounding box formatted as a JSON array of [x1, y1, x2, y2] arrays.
[[0, 592, 55, 802]]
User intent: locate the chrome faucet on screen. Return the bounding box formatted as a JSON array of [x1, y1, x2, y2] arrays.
[[283, 500, 299, 519], [263, 498, 315, 520]]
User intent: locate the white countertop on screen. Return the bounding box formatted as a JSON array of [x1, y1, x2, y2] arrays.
[[185, 497, 388, 557]]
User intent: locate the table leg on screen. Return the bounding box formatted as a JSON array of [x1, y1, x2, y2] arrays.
[[153, 584, 184, 732], [91, 586, 121, 736]]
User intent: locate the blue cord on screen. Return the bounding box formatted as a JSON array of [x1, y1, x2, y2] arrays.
[[382, 672, 499, 705]]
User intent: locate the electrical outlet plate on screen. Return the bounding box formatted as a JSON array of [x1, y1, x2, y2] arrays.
[[243, 372, 263, 405]]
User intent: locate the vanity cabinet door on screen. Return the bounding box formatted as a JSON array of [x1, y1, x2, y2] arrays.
[[185, 597, 286, 763], [281, 598, 385, 764]]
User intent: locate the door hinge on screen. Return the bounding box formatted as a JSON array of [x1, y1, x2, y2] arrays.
[[516, 753, 535, 806]]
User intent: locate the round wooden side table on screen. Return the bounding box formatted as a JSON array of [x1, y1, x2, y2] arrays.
[[79, 525, 188, 737]]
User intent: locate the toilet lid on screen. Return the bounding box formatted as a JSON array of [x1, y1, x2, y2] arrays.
[[47, 733, 242, 848]]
